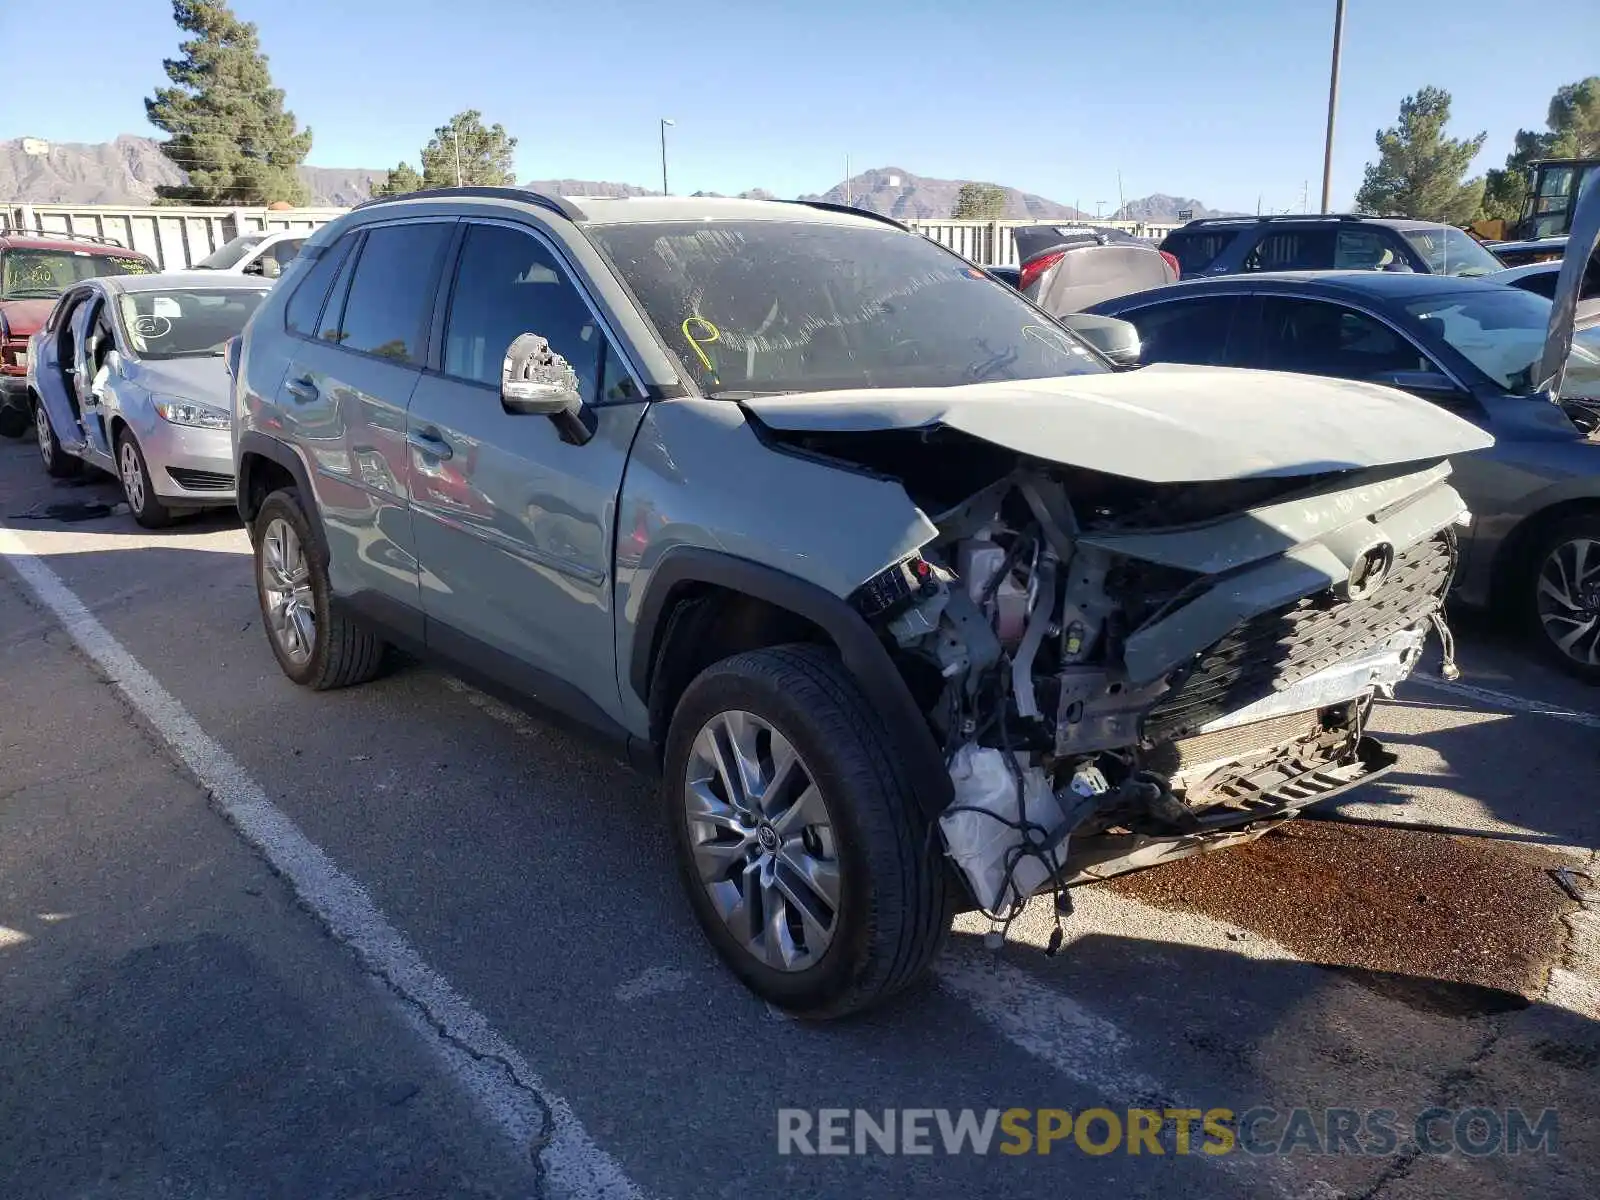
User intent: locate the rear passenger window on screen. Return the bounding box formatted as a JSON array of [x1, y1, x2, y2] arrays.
[[334, 222, 453, 364], [1334, 229, 1405, 270], [1160, 230, 1240, 275], [1121, 297, 1239, 366], [442, 223, 603, 400], [284, 233, 356, 336], [1242, 230, 1336, 272]]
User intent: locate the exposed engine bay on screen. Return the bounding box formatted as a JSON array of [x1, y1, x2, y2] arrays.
[[792, 424, 1469, 937]]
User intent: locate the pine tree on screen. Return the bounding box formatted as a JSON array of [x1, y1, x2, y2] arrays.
[[1354, 87, 1486, 224], [371, 162, 424, 198], [371, 112, 518, 197], [952, 182, 1008, 220], [145, 0, 313, 206], [1483, 78, 1600, 223]]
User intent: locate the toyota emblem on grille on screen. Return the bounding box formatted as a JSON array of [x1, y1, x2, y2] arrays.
[[1346, 542, 1395, 600]]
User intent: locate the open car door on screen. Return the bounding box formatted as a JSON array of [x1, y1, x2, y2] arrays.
[[1535, 171, 1600, 401], [31, 289, 93, 455]]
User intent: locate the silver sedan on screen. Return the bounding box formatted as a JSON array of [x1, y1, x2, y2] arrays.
[[27, 272, 270, 526]]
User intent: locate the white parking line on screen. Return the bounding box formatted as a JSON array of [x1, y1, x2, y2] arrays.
[[1412, 672, 1600, 730], [0, 526, 645, 1200]]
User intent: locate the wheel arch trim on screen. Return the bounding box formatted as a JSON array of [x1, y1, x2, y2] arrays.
[[630, 547, 952, 818]]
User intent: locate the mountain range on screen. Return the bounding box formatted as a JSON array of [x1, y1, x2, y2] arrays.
[[1, 136, 1239, 223]]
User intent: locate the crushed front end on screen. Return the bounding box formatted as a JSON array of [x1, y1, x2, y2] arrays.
[[842, 445, 1469, 921]]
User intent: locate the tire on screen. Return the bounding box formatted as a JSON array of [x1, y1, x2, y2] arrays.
[[0, 405, 29, 439], [1522, 513, 1600, 683], [252, 487, 388, 690], [663, 643, 954, 1019], [33, 397, 81, 479], [115, 429, 174, 529]]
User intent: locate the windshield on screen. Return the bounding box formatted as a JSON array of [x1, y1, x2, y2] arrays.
[[1400, 227, 1504, 278], [0, 248, 155, 299], [194, 235, 265, 270], [587, 221, 1107, 395], [115, 288, 266, 360], [1406, 288, 1600, 398]]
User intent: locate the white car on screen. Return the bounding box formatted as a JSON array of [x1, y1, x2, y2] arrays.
[[27, 272, 271, 526], [191, 230, 310, 280]]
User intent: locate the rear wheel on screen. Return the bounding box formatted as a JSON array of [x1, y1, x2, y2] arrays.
[[116, 430, 173, 529], [1525, 514, 1600, 683], [252, 487, 388, 690], [663, 644, 954, 1018], [33, 398, 81, 479]]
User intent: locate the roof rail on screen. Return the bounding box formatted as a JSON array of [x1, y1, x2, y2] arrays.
[[352, 186, 586, 222], [788, 200, 911, 231], [0, 225, 132, 249], [1180, 213, 1377, 228]]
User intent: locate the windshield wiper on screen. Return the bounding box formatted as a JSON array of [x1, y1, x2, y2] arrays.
[[707, 389, 797, 400]]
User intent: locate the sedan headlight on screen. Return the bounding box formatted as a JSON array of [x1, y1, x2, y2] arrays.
[[154, 397, 230, 429]]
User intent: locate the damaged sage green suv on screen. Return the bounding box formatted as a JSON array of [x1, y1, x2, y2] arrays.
[[231, 190, 1492, 1018]]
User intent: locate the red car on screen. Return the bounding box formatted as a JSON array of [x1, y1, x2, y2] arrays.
[[0, 230, 157, 437]]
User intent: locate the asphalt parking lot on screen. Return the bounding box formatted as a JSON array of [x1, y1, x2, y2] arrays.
[[2, 435, 1597, 1200]]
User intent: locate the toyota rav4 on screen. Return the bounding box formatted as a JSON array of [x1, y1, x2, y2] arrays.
[[231, 190, 1492, 1018]]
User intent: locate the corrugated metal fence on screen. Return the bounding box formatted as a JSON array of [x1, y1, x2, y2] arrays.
[[3, 203, 1183, 271], [2, 204, 347, 271]]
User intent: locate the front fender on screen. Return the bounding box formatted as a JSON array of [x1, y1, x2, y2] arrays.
[[615, 399, 948, 812]]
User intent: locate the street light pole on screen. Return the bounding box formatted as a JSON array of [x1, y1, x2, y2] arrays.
[[1320, 0, 1347, 213], [659, 118, 675, 196]]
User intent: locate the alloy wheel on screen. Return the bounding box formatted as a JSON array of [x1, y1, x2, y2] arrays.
[[119, 440, 145, 513], [261, 517, 315, 666], [1536, 536, 1600, 668], [682, 709, 841, 972], [35, 406, 52, 463]]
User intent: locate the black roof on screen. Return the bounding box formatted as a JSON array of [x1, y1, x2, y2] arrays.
[[1091, 269, 1506, 310], [1169, 213, 1444, 233]]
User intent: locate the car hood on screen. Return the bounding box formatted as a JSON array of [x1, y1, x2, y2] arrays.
[[1, 299, 55, 338], [126, 356, 230, 405], [740, 363, 1494, 483]]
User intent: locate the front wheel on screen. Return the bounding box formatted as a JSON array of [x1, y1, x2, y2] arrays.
[[663, 644, 954, 1019], [1526, 515, 1600, 682], [116, 430, 173, 528]]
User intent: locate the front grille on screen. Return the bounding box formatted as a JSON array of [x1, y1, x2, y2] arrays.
[[1143, 531, 1454, 743], [166, 467, 235, 491]]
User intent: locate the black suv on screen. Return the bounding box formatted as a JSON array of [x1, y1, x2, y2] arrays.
[[1160, 214, 1506, 280]]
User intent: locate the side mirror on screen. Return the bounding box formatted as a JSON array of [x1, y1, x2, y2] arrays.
[[1055, 313, 1142, 368], [1367, 368, 1470, 403], [500, 332, 595, 443], [104, 348, 123, 376]]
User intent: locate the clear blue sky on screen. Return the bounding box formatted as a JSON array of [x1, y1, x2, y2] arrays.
[[4, 0, 1597, 211]]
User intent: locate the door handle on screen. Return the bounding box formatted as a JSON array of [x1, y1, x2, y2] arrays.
[[407, 428, 453, 460], [285, 375, 318, 404]]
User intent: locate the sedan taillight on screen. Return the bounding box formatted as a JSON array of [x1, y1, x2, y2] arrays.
[[1017, 250, 1068, 294]]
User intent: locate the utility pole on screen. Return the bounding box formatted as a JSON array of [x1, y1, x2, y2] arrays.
[[452, 128, 463, 187], [659, 118, 675, 196], [1095, 199, 1106, 220], [845, 154, 851, 206], [1320, 0, 1347, 213]]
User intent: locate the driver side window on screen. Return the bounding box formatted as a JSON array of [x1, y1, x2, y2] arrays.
[[442, 223, 603, 401]]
